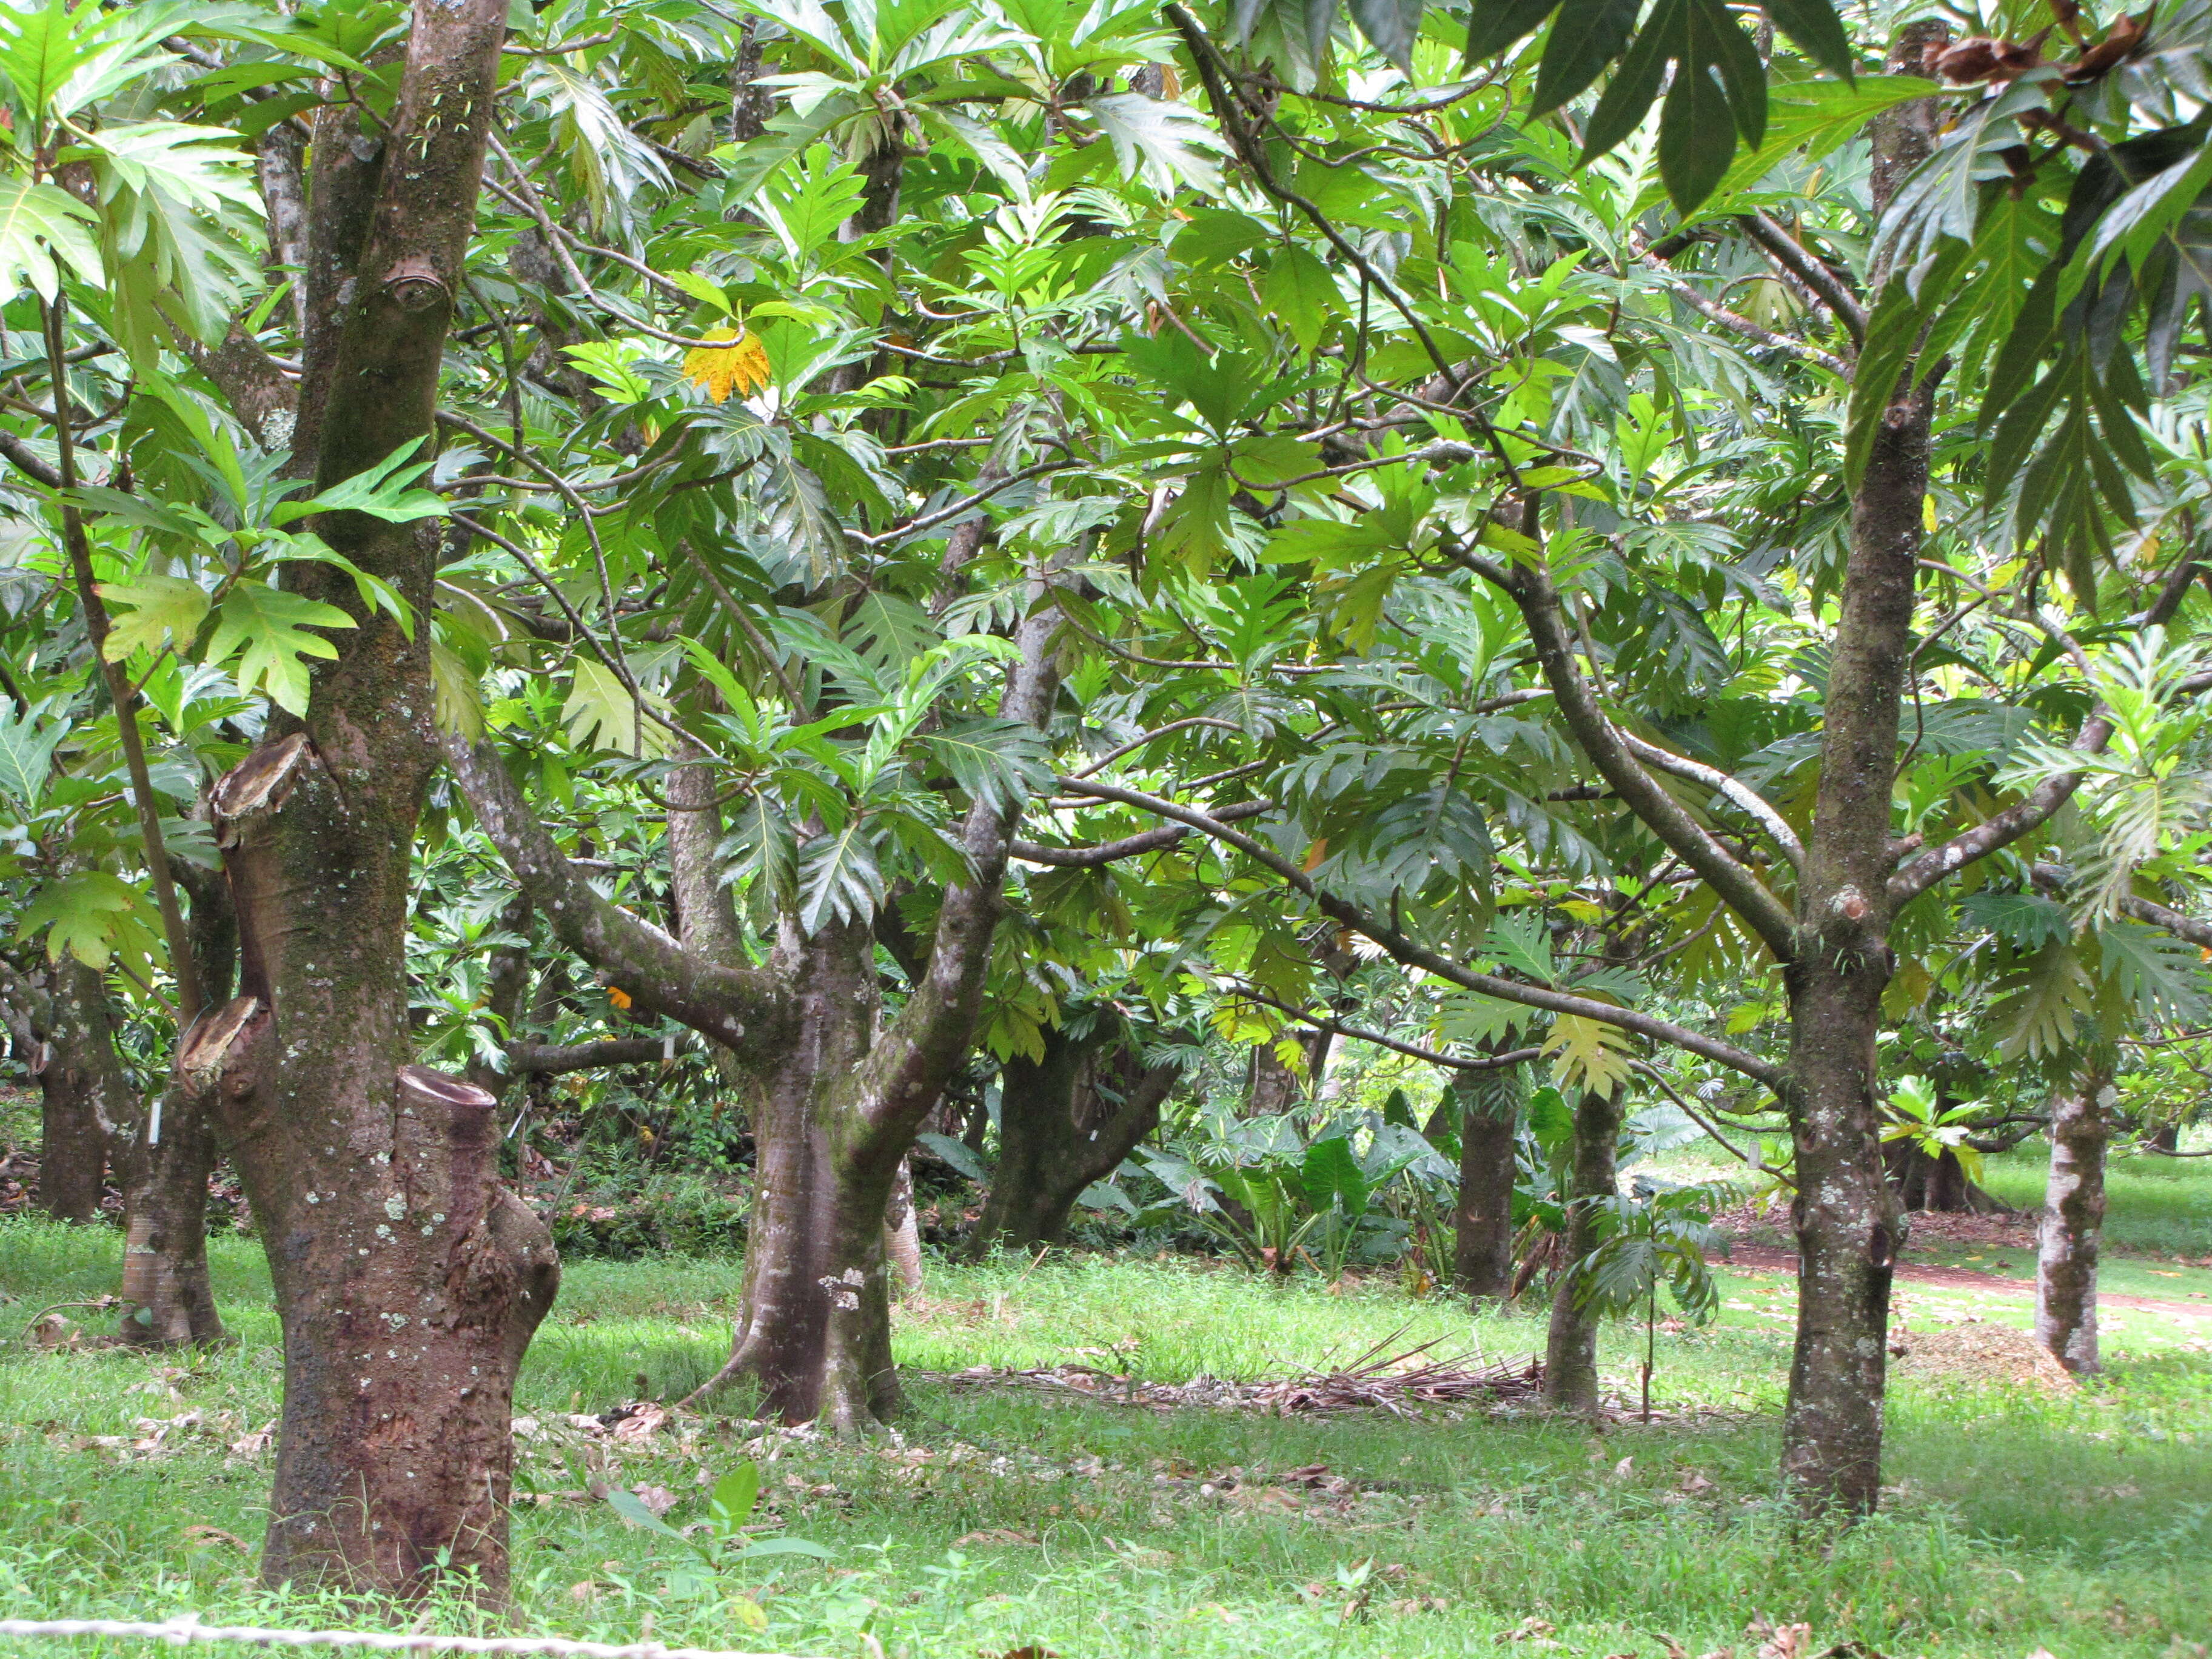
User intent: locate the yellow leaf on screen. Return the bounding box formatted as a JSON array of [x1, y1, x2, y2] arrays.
[[682, 326, 771, 403], [607, 985, 633, 1010]]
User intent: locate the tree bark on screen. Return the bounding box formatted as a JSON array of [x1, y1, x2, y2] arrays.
[[30, 959, 133, 1222], [186, 0, 561, 1603], [449, 600, 1065, 1429], [117, 857, 235, 1349], [2036, 1064, 2113, 1374], [1543, 1085, 1623, 1415], [1452, 1064, 1522, 1303], [1771, 21, 1946, 1518], [967, 1018, 1178, 1255]]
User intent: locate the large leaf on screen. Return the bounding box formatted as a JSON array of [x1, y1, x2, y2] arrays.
[[98, 575, 210, 662], [0, 702, 63, 808], [204, 581, 356, 716], [1542, 1013, 1637, 1096], [0, 175, 102, 301], [797, 820, 884, 934], [1079, 94, 1226, 195]]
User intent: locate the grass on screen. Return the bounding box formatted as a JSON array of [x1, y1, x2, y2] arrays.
[[3, 1208, 2210, 1659]]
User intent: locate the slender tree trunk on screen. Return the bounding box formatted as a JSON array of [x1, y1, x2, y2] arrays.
[[1772, 22, 1945, 1518], [1451, 1064, 1522, 1303], [968, 1021, 1176, 1255], [1543, 1085, 1622, 1415], [116, 1081, 226, 1347], [118, 859, 236, 1349], [2037, 1064, 2113, 1374]]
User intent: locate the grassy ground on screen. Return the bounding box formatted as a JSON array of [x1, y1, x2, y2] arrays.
[[3, 1194, 2210, 1659]]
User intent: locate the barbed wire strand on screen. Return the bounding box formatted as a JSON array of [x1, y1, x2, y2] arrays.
[[0, 1617, 828, 1659]]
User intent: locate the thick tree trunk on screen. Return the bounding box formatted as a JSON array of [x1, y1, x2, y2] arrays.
[[1452, 1064, 1522, 1303], [1883, 1139, 2008, 1213], [2037, 1065, 2112, 1374], [32, 959, 132, 1223], [1772, 22, 1945, 1519], [968, 1021, 1176, 1255], [1543, 1085, 1622, 1415], [183, 0, 560, 1602]]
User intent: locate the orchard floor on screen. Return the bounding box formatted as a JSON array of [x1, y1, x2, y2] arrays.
[[2, 1162, 2210, 1659]]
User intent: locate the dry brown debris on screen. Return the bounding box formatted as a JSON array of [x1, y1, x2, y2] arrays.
[[1888, 1318, 2075, 1394], [930, 1338, 1543, 1417]]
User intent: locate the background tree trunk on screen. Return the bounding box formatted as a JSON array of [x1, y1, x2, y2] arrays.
[[968, 1020, 1178, 1255], [1543, 1085, 1623, 1415], [1452, 1065, 1521, 1303], [1883, 1139, 2009, 1213], [2037, 1064, 2113, 1373], [32, 959, 132, 1223]]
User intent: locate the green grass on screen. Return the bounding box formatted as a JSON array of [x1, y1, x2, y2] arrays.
[[4, 1214, 2211, 1659], [1976, 1142, 2212, 1259]]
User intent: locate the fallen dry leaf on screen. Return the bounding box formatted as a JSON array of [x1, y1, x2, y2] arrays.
[[181, 1525, 249, 1552], [1755, 1623, 1811, 1659], [1498, 1616, 1560, 1644], [953, 1529, 1038, 1547]]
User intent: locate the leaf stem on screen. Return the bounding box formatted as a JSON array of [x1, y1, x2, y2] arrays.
[[41, 295, 204, 1024]]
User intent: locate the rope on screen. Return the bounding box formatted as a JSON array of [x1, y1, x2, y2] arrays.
[[0, 1617, 826, 1659]]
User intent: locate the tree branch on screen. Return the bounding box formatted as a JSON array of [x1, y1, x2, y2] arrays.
[[1011, 798, 1272, 866], [1737, 214, 1866, 349], [443, 735, 780, 1053], [1061, 776, 1788, 1091], [1230, 981, 1539, 1073], [1455, 548, 1800, 959]]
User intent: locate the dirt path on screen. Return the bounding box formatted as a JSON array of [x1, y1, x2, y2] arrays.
[[1724, 1245, 2212, 1322]]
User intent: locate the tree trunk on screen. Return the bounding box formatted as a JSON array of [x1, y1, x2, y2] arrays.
[[118, 858, 236, 1349], [1883, 1138, 2008, 1213], [1544, 1086, 1622, 1415], [1452, 1065, 1521, 1303], [116, 1080, 227, 1347], [183, 0, 561, 1602], [32, 959, 132, 1223], [449, 603, 1065, 1432], [2036, 1064, 2112, 1374], [968, 1019, 1177, 1256], [1772, 21, 1945, 1519]]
